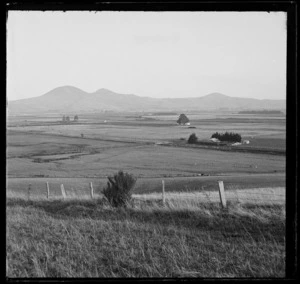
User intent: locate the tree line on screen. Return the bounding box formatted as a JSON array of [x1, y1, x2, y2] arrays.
[[187, 131, 242, 144], [211, 132, 242, 142], [238, 110, 282, 114], [62, 115, 79, 122]]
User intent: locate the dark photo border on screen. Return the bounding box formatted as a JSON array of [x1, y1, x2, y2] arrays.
[[4, 1, 297, 282]]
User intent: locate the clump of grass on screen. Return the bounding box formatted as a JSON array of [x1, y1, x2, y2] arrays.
[[6, 195, 285, 278]]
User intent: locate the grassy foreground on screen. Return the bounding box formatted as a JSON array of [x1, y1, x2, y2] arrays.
[[6, 196, 285, 278]]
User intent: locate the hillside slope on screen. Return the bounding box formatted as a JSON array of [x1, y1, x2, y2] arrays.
[[7, 86, 286, 114]]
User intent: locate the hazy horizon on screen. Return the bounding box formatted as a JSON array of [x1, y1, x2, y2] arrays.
[[7, 11, 287, 101], [7, 85, 286, 103]]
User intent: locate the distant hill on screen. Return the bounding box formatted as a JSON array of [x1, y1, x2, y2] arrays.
[[7, 86, 286, 114]]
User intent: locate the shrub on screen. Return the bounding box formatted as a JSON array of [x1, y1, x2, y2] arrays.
[[188, 133, 198, 144], [102, 171, 137, 207], [211, 131, 241, 143]]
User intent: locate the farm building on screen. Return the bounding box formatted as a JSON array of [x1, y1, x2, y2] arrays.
[[210, 138, 220, 143], [232, 142, 242, 146], [177, 114, 190, 125], [243, 140, 250, 144]]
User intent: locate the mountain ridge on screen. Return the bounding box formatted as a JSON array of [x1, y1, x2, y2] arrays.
[[8, 86, 286, 114]]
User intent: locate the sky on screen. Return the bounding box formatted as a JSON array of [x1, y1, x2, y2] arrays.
[[7, 11, 287, 101]]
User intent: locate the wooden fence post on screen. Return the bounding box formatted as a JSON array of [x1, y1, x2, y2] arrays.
[[46, 182, 50, 199], [218, 181, 227, 208], [162, 180, 165, 205], [27, 184, 32, 200], [61, 184, 66, 199], [90, 182, 94, 199], [235, 189, 240, 204]]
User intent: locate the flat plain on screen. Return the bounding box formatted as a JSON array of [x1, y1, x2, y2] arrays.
[[6, 110, 286, 277], [7, 111, 285, 182]]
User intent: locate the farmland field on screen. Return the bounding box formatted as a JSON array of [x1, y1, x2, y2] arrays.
[[7, 110, 286, 192], [6, 110, 286, 278]]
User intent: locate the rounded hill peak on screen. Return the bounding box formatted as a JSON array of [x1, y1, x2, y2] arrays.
[[203, 92, 229, 98], [94, 88, 115, 94], [53, 85, 85, 92], [42, 86, 87, 97]]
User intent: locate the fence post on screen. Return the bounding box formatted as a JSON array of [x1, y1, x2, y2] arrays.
[[90, 182, 94, 199], [46, 182, 50, 199], [27, 184, 32, 200], [61, 184, 66, 199], [235, 188, 240, 204], [162, 180, 165, 205], [218, 181, 227, 208]]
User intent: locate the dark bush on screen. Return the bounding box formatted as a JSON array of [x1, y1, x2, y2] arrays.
[[188, 133, 198, 144], [102, 171, 137, 207], [211, 131, 241, 142]]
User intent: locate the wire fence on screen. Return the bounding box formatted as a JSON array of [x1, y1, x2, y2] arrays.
[[6, 177, 285, 206], [133, 187, 285, 206]]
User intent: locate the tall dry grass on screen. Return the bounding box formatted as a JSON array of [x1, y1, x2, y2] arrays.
[[6, 195, 285, 278]]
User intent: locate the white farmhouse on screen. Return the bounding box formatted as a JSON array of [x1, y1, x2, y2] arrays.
[[232, 142, 242, 146]]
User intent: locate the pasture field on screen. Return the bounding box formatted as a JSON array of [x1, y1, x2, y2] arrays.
[[7, 110, 285, 142], [7, 110, 285, 181], [6, 196, 285, 277], [8, 119, 285, 144], [6, 110, 286, 278]]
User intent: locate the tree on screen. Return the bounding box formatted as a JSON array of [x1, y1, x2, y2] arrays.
[[177, 114, 190, 125], [74, 115, 79, 122], [211, 132, 241, 143], [62, 115, 66, 122], [102, 171, 137, 208], [66, 116, 70, 122], [188, 133, 198, 144]]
